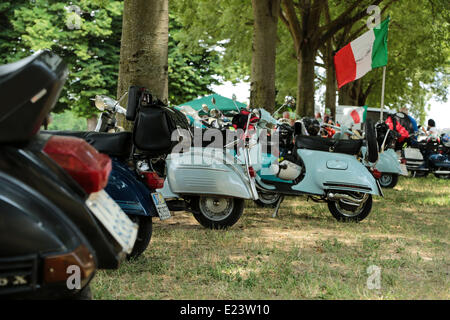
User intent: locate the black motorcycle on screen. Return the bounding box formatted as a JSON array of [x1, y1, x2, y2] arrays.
[[0, 50, 137, 299]]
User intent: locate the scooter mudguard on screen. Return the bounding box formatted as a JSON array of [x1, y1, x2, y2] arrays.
[[293, 149, 382, 196], [161, 147, 257, 199], [105, 158, 158, 217], [375, 148, 403, 175]]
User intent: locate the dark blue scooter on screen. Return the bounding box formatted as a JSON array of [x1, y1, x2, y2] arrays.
[[44, 96, 171, 259]]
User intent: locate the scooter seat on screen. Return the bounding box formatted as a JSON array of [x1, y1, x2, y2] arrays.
[[295, 135, 362, 156], [42, 131, 132, 157]]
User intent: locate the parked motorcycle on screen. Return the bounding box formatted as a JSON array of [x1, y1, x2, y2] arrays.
[[0, 50, 137, 299], [44, 92, 172, 259], [403, 132, 450, 179], [90, 91, 259, 230], [241, 108, 383, 222]]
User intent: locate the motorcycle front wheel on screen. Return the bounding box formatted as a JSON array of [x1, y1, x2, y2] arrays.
[[192, 196, 244, 229], [327, 194, 372, 222]]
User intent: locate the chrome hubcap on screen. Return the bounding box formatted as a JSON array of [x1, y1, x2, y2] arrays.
[[199, 197, 234, 221], [379, 174, 393, 186]]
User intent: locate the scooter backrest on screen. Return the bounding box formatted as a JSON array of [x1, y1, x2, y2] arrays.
[[126, 85, 149, 121], [0, 50, 67, 144]]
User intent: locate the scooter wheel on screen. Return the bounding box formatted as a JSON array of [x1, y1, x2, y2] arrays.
[[254, 192, 283, 208], [379, 173, 399, 188], [327, 194, 372, 222], [193, 197, 244, 229], [127, 216, 152, 260]]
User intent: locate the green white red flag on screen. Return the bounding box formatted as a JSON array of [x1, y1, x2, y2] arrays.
[[334, 17, 390, 89]]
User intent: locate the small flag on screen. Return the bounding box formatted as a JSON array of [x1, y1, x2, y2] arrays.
[[341, 106, 368, 127], [334, 17, 389, 89]]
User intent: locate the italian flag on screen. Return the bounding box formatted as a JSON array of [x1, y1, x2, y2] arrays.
[[334, 17, 389, 89]]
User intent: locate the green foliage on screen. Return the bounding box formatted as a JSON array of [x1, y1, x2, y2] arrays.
[[362, 0, 449, 123], [47, 110, 87, 131], [0, 0, 123, 118], [1, 1, 226, 116], [168, 14, 223, 105], [170, 0, 253, 83]]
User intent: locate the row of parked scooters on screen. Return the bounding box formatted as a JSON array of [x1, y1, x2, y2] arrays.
[[0, 50, 417, 299]]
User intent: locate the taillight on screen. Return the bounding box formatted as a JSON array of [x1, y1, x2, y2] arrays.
[[248, 166, 256, 178], [371, 168, 382, 179], [142, 171, 164, 189], [43, 136, 112, 194], [43, 245, 96, 284], [400, 158, 407, 164]]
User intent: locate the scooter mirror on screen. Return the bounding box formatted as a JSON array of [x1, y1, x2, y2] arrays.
[[94, 95, 106, 111]]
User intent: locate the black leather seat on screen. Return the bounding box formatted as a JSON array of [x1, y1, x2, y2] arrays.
[[295, 135, 362, 156], [42, 131, 132, 157]]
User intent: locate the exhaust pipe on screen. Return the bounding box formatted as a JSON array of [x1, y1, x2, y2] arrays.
[[434, 170, 450, 174], [327, 192, 368, 207]]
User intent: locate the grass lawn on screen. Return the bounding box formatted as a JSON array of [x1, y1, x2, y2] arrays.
[[91, 176, 449, 299]]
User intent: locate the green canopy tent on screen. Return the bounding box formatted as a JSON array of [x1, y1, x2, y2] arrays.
[[177, 94, 247, 116]]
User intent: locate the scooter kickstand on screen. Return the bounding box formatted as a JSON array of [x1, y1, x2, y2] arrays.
[[272, 195, 284, 218]]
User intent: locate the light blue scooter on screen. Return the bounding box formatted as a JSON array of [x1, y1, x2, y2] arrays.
[[243, 109, 383, 222]]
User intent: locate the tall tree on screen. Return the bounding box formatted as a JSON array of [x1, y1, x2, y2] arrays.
[[279, 0, 383, 116], [250, 0, 281, 111], [117, 0, 169, 106]]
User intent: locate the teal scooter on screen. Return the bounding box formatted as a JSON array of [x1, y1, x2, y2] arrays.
[[242, 109, 383, 222]]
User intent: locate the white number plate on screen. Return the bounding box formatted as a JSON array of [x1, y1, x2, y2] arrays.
[[151, 192, 171, 220], [86, 190, 138, 254]]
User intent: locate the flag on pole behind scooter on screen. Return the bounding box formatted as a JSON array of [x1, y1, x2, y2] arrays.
[[340, 106, 367, 128], [334, 17, 389, 88]]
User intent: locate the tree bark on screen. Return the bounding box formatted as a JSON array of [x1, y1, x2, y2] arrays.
[[297, 45, 316, 116], [324, 41, 336, 117], [117, 0, 168, 129], [250, 0, 281, 112]]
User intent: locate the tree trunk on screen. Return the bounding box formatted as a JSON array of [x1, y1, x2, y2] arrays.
[[117, 0, 169, 128], [297, 46, 316, 117], [324, 41, 336, 117], [250, 0, 280, 112], [338, 79, 363, 106], [87, 115, 98, 131]]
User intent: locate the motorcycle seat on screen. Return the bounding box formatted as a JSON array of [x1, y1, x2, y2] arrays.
[[295, 135, 362, 156], [42, 131, 132, 157]]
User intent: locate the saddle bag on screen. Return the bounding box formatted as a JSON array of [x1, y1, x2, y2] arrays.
[[131, 88, 190, 156]]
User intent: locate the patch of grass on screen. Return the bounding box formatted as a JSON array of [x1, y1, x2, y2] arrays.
[[92, 176, 450, 300]]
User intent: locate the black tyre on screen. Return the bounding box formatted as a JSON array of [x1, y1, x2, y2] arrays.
[[70, 285, 92, 300], [379, 173, 399, 188], [193, 196, 244, 229], [365, 119, 379, 163], [254, 191, 283, 208], [434, 172, 450, 179], [327, 194, 372, 222], [127, 215, 152, 260]]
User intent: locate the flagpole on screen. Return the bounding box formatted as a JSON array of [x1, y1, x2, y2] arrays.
[[380, 66, 386, 121]]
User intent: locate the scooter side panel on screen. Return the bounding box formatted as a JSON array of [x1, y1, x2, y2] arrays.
[[293, 149, 381, 196], [375, 148, 402, 174], [105, 158, 158, 217], [164, 148, 254, 199]]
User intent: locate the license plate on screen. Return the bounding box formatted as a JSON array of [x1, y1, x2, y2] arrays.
[[86, 190, 138, 254], [151, 192, 171, 220], [400, 163, 408, 176]]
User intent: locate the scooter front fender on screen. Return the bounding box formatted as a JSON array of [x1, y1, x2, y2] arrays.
[[162, 148, 257, 199], [294, 149, 382, 196], [105, 158, 158, 217]]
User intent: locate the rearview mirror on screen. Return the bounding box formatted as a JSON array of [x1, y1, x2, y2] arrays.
[[94, 95, 107, 111]]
